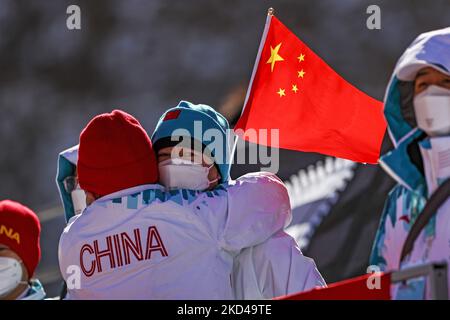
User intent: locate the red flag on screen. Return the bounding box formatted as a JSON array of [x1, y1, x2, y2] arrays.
[[235, 14, 386, 164], [275, 273, 392, 300]]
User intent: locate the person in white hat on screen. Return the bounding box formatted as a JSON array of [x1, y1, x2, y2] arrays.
[[370, 27, 450, 299]]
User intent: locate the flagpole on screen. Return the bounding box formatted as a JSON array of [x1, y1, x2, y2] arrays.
[[239, 7, 274, 118], [231, 7, 274, 167]]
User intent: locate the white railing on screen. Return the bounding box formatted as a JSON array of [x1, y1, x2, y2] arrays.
[[391, 261, 448, 300]]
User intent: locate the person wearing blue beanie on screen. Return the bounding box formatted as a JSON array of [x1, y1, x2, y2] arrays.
[[151, 100, 233, 190]]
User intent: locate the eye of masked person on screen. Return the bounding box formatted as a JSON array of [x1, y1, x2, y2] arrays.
[[414, 67, 450, 95], [157, 146, 213, 166]]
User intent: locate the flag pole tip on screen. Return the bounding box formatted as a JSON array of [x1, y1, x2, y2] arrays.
[[267, 7, 275, 16]]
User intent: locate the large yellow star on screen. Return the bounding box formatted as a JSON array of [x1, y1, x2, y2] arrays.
[[277, 88, 286, 97], [297, 53, 305, 62], [298, 69, 306, 78], [266, 43, 284, 72]]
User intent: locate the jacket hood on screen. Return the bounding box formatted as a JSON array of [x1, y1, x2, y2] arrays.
[[56, 145, 78, 222], [384, 27, 450, 145], [380, 27, 450, 192]]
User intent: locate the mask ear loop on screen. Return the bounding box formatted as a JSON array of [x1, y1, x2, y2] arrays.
[[16, 260, 30, 285], [206, 163, 220, 186]]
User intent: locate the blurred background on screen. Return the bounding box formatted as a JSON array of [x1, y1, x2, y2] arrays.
[[0, 0, 449, 298]]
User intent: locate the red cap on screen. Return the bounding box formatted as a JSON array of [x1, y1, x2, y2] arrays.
[[78, 110, 158, 196], [0, 200, 41, 277]]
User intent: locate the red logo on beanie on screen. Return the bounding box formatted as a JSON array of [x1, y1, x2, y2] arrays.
[[163, 110, 181, 121], [0, 225, 20, 244], [0, 200, 41, 277]]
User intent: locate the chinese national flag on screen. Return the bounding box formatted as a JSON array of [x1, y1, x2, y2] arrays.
[[235, 14, 386, 164]]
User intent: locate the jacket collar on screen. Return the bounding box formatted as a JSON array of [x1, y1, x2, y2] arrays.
[[19, 279, 46, 300], [379, 128, 426, 195]]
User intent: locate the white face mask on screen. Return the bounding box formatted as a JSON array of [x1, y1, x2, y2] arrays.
[[0, 257, 25, 298], [413, 85, 450, 137], [71, 187, 87, 215], [158, 158, 218, 191]]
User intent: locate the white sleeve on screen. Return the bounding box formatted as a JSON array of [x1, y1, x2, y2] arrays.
[[58, 215, 79, 283], [222, 172, 292, 252], [233, 231, 326, 300], [58, 228, 69, 283]]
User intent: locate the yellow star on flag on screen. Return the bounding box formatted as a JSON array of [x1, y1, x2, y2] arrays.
[[298, 69, 306, 78], [292, 84, 298, 93], [297, 53, 305, 62], [266, 43, 284, 72], [277, 88, 286, 97]]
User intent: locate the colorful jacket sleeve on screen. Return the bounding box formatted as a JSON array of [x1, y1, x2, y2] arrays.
[[369, 185, 406, 272]]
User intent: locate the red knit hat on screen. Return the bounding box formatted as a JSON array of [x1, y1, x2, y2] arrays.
[[78, 110, 158, 196], [0, 200, 41, 277]]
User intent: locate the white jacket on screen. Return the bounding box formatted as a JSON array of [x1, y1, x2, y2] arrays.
[[370, 27, 450, 299], [59, 172, 292, 299], [233, 230, 326, 299]]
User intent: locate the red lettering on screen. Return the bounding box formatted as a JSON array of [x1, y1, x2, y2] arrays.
[[121, 229, 143, 265], [145, 226, 168, 259], [79, 226, 168, 277], [94, 236, 116, 273], [80, 244, 96, 277], [113, 234, 124, 267]]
